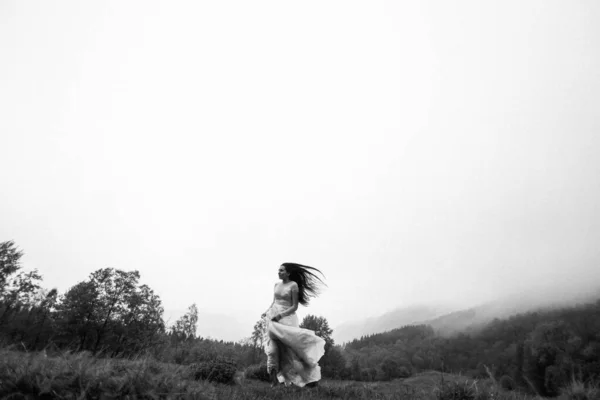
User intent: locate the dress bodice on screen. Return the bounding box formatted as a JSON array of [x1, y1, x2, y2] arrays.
[[274, 282, 296, 307]]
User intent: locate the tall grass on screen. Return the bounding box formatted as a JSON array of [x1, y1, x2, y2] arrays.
[[558, 377, 599, 400], [0, 348, 215, 399], [1, 349, 598, 399]]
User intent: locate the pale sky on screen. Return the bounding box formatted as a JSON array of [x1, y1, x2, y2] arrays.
[[2, 1, 600, 342]]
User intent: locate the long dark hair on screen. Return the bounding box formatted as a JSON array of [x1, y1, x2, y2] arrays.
[[281, 263, 326, 306]]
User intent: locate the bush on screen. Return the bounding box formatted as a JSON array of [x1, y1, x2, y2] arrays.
[[244, 363, 270, 382], [582, 361, 600, 382], [499, 375, 515, 391], [398, 366, 412, 378], [435, 381, 476, 400], [189, 357, 238, 384], [545, 365, 568, 396]]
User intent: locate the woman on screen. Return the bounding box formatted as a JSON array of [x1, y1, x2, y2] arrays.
[[260, 262, 327, 387]]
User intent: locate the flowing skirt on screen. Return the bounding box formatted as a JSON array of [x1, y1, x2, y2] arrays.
[[263, 304, 326, 387]]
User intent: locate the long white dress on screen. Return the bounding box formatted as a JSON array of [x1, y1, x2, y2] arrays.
[[263, 282, 326, 387]]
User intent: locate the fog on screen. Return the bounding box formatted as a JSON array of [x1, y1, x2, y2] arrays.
[[1, 1, 599, 342]]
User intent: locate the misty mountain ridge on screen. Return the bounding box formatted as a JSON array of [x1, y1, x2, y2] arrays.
[[333, 304, 453, 344], [335, 284, 600, 344]]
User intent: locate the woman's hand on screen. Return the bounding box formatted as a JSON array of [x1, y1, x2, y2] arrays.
[[271, 314, 282, 322]]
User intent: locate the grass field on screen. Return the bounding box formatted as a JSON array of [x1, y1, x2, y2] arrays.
[[0, 349, 595, 399]]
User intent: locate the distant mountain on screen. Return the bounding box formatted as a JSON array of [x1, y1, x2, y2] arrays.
[[333, 304, 453, 344], [421, 287, 600, 336], [334, 286, 600, 344], [163, 309, 253, 342], [412, 304, 518, 337]]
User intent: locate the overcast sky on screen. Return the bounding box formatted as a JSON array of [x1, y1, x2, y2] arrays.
[[2, 1, 600, 342]]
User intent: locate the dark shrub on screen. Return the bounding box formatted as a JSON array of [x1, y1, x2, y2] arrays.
[[398, 366, 411, 378], [544, 365, 568, 397], [189, 357, 238, 384], [436, 381, 476, 400], [244, 363, 270, 382], [499, 375, 515, 391], [582, 361, 600, 382]]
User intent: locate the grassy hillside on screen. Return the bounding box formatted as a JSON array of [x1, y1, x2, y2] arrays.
[[3, 348, 596, 399]]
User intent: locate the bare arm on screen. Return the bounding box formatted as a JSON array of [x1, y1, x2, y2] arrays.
[[272, 282, 298, 321]]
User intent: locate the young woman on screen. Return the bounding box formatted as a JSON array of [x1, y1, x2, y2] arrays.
[[261, 263, 327, 387]]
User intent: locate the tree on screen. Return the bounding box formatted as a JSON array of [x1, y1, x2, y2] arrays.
[[350, 357, 362, 380], [380, 358, 400, 380], [301, 314, 346, 378], [88, 268, 141, 353], [0, 241, 42, 325], [111, 284, 165, 355], [172, 303, 199, 341], [525, 320, 577, 396], [32, 288, 58, 349], [0, 241, 23, 292], [54, 268, 163, 355], [249, 318, 267, 364], [55, 280, 101, 350], [251, 318, 266, 348], [321, 345, 347, 378], [300, 315, 334, 350]]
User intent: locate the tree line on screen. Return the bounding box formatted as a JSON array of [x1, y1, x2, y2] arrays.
[[342, 300, 600, 396], [2, 239, 599, 396], [0, 240, 344, 377]]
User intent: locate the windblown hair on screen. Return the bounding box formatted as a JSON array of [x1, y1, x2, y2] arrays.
[[281, 263, 326, 306]]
